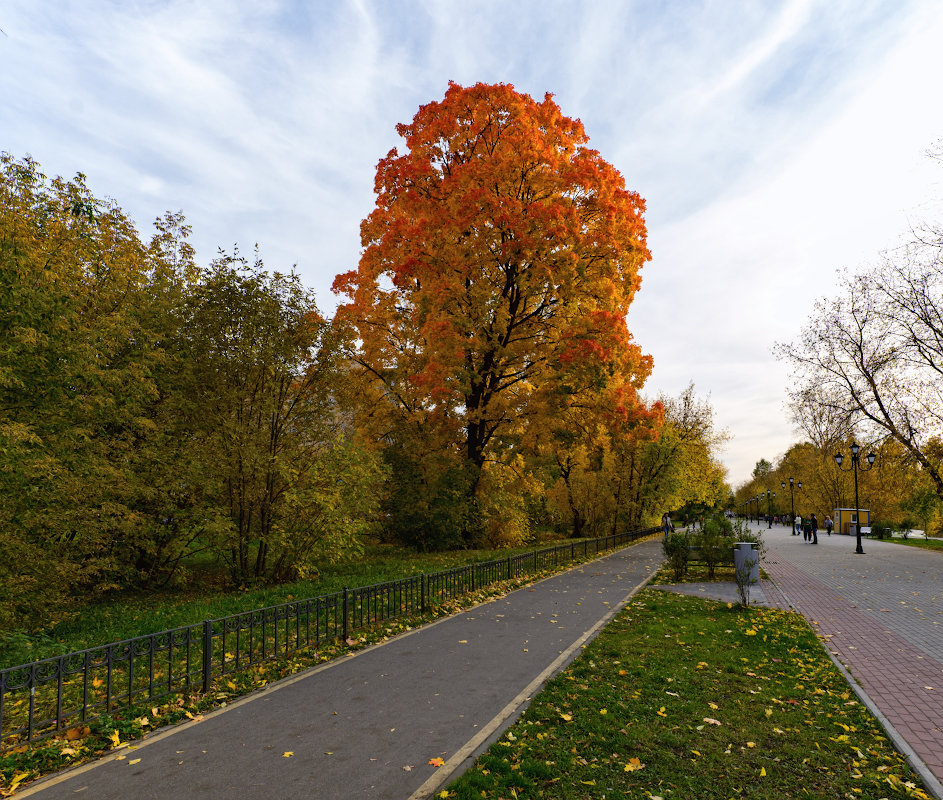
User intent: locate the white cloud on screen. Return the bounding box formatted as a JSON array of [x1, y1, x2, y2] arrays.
[[3, 0, 942, 489]]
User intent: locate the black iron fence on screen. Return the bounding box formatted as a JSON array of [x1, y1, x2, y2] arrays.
[[0, 527, 657, 750]]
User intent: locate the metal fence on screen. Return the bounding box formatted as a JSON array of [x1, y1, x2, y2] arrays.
[[0, 527, 657, 750]]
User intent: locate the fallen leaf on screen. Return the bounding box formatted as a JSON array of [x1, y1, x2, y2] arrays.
[[66, 725, 90, 741], [128, 758, 141, 765], [623, 757, 645, 772], [560, 713, 572, 722], [760, 766, 767, 776], [108, 730, 121, 748], [708, 702, 719, 710], [428, 757, 445, 767], [282, 752, 294, 758], [703, 718, 722, 726], [656, 706, 667, 717]]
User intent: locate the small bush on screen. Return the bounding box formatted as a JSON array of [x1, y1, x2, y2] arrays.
[[870, 520, 894, 540], [662, 531, 690, 581], [692, 516, 732, 580]]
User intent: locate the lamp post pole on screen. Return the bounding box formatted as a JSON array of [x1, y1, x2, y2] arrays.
[[781, 478, 801, 534], [766, 490, 775, 528], [834, 444, 876, 555]]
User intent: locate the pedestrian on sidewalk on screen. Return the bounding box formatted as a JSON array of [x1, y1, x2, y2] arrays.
[[794, 514, 802, 536], [662, 512, 672, 539], [802, 516, 812, 542], [811, 513, 819, 544], [824, 514, 833, 536]]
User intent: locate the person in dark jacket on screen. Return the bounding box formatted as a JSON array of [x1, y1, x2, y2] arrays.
[[811, 513, 819, 544]]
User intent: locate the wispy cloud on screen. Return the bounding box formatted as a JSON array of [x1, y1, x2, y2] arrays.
[[3, 0, 942, 483]]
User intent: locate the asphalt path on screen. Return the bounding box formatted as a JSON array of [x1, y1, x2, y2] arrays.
[[21, 538, 664, 800]]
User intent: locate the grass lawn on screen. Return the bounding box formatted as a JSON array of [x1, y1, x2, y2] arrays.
[[879, 537, 943, 552], [443, 586, 931, 800]]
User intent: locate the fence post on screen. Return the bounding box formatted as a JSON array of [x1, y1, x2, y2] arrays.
[[506, 556, 511, 580], [421, 574, 426, 613], [202, 619, 213, 694], [343, 587, 350, 641]]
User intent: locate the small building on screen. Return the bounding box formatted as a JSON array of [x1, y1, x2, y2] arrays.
[[833, 507, 871, 535]]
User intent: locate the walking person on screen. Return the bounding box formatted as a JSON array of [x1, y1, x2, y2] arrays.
[[794, 514, 802, 536], [824, 514, 833, 536], [811, 513, 819, 544], [802, 516, 812, 542], [662, 512, 672, 539]]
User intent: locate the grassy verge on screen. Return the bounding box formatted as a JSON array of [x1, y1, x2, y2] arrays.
[[0, 541, 579, 668], [443, 586, 931, 800], [876, 537, 943, 552]]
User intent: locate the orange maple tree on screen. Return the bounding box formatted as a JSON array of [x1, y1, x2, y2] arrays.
[[334, 81, 656, 497]]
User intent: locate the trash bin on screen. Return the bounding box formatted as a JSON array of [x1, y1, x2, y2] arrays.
[[733, 543, 759, 584]]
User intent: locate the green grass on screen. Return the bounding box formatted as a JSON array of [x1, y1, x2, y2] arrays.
[[877, 536, 943, 551], [0, 541, 574, 668], [443, 587, 931, 800]]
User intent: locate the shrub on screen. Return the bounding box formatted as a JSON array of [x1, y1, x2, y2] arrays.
[[693, 516, 732, 580], [662, 531, 690, 581]]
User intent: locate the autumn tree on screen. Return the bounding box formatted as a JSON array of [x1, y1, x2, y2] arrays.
[[613, 385, 729, 528], [334, 82, 655, 546], [776, 227, 943, 502], [0, 154, 197, 626], [180, 253, 386, 583]]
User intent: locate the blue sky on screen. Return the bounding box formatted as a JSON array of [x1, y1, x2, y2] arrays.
[[3, 0, 943, 486]]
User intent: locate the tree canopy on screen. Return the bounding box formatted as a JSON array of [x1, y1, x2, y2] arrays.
[[334, 82, 658, 545]]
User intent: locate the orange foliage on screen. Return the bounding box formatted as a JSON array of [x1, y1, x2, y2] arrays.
[[334, 81, 656, 470]]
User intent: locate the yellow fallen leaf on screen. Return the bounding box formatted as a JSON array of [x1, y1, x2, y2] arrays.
[[656, 706, 667, 717], [708, 702, 719, 709], [746, 742, 756, 748], [128, 758, 141, 765], [691, 750, 701, 757], [599, 708, 607, 715], [703, 718, 721, 726], [760, 766, 767, 776], [428, 757, 445, 767], [623, 757, 645, 772], [458, 640, 468, 644], [6, 772, 29, 791], [283, 752, 294, 758], [108, 730, 121, 748], [560, 713, 572, 722]]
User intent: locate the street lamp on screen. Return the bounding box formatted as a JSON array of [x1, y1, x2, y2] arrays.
[[781, 477, 802, 534], [834, 444, 876, 555]]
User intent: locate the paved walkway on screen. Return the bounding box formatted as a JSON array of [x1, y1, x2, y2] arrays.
[[20, 540, 664, 800], [755, 522, 943, 790]]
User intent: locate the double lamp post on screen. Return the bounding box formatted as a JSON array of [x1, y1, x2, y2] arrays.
[[834, 443, 876, 555], [781, 477, 801, 533]]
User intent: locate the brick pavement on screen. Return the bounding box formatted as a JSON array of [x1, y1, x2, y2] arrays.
[[757, 524, 943, 784]]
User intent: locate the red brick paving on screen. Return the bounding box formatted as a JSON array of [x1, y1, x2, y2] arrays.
[[762, 544, 943, 781]]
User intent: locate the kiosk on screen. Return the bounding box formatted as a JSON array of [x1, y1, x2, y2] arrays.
[[833, 507, 870, 536]]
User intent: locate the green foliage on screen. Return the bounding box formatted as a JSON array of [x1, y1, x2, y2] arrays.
[[382, 446, 482, 551], [691, 514, 733, 580], [662, 531, 689, 581]]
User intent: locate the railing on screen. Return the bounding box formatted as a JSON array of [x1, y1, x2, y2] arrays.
[[0, 527, 658, 750]]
